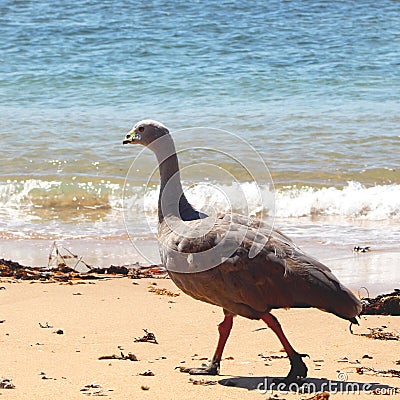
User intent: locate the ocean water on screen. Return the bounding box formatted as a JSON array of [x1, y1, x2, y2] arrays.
[[0, 0, 399, 276]]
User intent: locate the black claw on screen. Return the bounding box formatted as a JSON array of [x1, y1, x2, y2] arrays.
[[285, 352, 308, 382], [298, 353, 310, 359]]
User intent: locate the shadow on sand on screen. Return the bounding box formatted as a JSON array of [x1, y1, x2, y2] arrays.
[[219, 375, 397, 395]]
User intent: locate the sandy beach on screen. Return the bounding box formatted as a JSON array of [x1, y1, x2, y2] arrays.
[[2, 1, 399, 399], [1, 276, 399, 399]]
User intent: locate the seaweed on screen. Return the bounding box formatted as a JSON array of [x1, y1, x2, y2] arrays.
[[0, 252, 165, 282], [147, 284, 180, 297], [98, 352, 138, 361], [356, 366, 400, 378], [134, 329, 158, 344], [358, 327, 400, 341], [361, 289, 400, 316], [189, 378, 217, 386], [0, 377, 15, 389]]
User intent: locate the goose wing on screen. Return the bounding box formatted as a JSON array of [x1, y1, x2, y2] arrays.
[[159, 213, 361, 320]]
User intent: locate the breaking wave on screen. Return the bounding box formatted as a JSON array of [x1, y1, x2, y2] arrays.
[[1, 179, 399, 221], [275, 181, 400, 220], [0, 179, 122, 210], [133, 181, 400, 220]]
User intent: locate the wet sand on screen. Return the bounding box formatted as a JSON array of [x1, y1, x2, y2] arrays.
[[0, 277, 399, 399], [1, 237, 398, 296], [0, 238, 154, 270]]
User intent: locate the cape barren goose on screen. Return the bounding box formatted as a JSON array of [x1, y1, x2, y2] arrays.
[[123, 119, 361, 382]]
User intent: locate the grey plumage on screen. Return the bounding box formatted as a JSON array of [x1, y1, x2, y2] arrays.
[[159, 213, 361, 322], [123, 120, 362, 381]]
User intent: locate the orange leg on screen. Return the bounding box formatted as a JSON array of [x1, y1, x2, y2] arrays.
[[212, 313, 234, 364], [262, 313, 308, 381], [188, 313, 234, 375]]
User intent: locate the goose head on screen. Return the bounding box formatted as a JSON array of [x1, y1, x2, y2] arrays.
[[123, 119, 170, 147]]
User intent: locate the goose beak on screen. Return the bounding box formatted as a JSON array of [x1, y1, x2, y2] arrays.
[[123, 129, 137, 145]]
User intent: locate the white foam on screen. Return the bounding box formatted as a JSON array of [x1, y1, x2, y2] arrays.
[[1, 179, 399, 223], [134, 181, 274, 217], [136, 181, 400, 220], [275, 182, 400, 220], [0, 179, 121, 209]]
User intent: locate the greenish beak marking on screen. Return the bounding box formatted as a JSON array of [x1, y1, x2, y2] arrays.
[[123, 129, 136, 144]]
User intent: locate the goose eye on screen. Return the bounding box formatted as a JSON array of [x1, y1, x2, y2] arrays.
[[138, 126, 145, 133]]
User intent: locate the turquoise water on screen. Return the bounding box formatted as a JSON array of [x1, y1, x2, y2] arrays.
[[0, 0, 399, 249]]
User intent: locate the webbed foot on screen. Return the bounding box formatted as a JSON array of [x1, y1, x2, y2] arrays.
[[178, 361, 220, 375], [272, 352, 309, 385], [284, 352, 308, 383]]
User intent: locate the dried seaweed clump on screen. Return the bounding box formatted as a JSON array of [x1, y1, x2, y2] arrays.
[[304, 392, 330, 400], [361, 289, 400, 316], [98, 352, 138, 361], [189, 378, 217, 386], [356, 366, 400, 378], [0, 256, 165, 282], [134, 329, 158, 344], [148, 284, 180, 297], [0, 377, 15, 389], [359, 327, 400, 341]]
